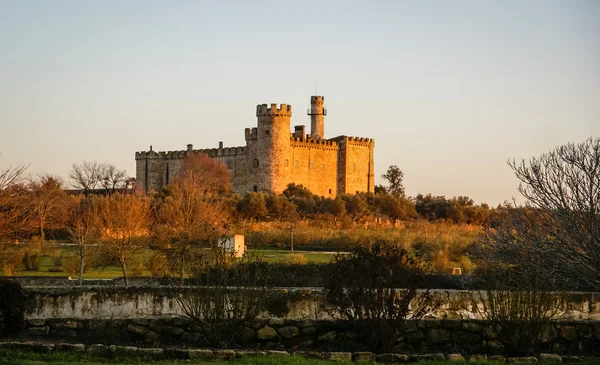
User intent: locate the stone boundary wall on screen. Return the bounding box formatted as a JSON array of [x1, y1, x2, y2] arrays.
[[22, 287, 600, 321], [1, 341, 593, 363], [13, 318, 600, 356]]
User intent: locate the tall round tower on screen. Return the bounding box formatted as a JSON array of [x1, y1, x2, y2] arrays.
[[308, 95, 326, 139], [255, 103, 292, 194]]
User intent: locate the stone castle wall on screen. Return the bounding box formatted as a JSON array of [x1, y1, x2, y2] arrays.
[[135, 96, 374, 197]]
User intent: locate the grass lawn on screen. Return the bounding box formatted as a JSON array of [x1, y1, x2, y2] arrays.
[[10, 242, 337, 279], [4, 350, 597, 365]]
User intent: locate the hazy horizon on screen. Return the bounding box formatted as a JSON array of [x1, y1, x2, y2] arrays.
[[1, 0, 599, 205]]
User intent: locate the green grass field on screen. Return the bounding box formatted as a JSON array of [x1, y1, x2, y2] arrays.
[[9, 243, 337, 279], [2, 350, 595, 365]]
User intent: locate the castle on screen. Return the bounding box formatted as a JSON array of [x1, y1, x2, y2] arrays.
[[135, 96, 375, 197]]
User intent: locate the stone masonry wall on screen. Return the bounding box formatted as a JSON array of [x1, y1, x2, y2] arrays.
[[19, 317, 600, 356], [287, 140, 339, 197]]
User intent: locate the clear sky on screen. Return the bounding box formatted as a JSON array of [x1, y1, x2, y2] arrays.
[[0, 0, 598, 205]]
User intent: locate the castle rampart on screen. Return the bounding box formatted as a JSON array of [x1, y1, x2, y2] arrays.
[[135, 95, 374, 196]]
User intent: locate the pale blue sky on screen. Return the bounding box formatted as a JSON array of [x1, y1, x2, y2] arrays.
[[1, 0, 598, 205]]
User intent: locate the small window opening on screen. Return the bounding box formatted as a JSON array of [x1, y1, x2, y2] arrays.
[[295, 160, 299, 168], [285, 159, 289, 167], [322, 164, 325, 170], [352, 164, 357, 171], [265, 130, 270, 135], [253, 185, 258, 192], [310, 162, 315, 169], [253, 159, 259, 168], [329, 188, 332, 194]]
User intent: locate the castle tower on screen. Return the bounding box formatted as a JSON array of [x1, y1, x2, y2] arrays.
[[255, 103, 292, 193], [308, 95, 326, 139]]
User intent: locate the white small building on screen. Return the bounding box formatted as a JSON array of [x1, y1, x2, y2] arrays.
[[221, 234, 245, 258]]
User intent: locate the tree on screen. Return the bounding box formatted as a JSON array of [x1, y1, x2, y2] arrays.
[[0, 157, 30, 240], [154, 159, 230, 282], [482, 137, 600, 290], [381, 165, 405, 197], [238, 192, 268, 222], [28, 175, 67, 241], [178, 153, 231, 195], [99, 164, 128, 195], [99, 193, 150, 286], [65, 195, 100, 284], [69, 161, 103, 195]]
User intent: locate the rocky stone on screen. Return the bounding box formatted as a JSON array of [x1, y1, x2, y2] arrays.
[[55, 343, 86, 352], [489, 355, 505, 362], [127, 324, 149, 335], [562, 356, 583, 363], [181, 332, 207, 345], [236, 350, 267, 358], [539, 354, 562, 362], [53, 320, 78, 329], [406, 330, 425, 343], [144, 331, 160, 344], [26, 319, 46, 327], [298, 319, 315, 328], [540, 325, 558, 343], [318, 331, 337, 342], [462, 322, 483, 332], [482, 326, 498, 339], [109, 345, 138, 357], [187, 349, 213, 360], [327, 352, 352, 361], [213, 349, 236, 360], [429, 328, 451, 343], [164, 348, 189, 359], [442, 320, 462, 329], [301, 326, 317, 336], [487, 340, 505, 354], [353, 352, 375, 362], [468, 355, 487, 362], [32, 342, 55, 352], [560, 325, 578, 341], [425, 320, 442, 328], [447, 353, 466, 362], [25, 326, 49, 336], [162, 325, 185, 336], [278, 326, 300, 339], [267, 350, 290, 356], [188, 323, 203, 332], [137, 347, 164, 357], [376, 353, 409, 363], [238, 326, 256, 343], [250, 319, 267, 329], [171, 318, 190, 327], [50, 328, 77, 338], [269, 318, 285, 326], [257, 326, 279, 340], [130, 318, 149, 326], [149, 320, 164, 333], [86, 344, 110, 357], [411, 353, 446, 362], [296, 351, 325, 360], [507, 357, 537, 363]]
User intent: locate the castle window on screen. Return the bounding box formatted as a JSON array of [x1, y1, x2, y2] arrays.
[[265, 130, 270, 135], [322, 164, 325, 170], [295, 160, 299, 168], [285, 159, 289, 167], [253, 185, 258, 192], [310, 162, 315, 169], [226, 161, 233, 169], [329, 188, 332, 194], [253, 159, 259, 168], [352, 164, 356, 171]]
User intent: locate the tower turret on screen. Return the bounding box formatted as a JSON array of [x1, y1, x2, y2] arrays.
[[255, 103, 292, 193], [308, 95, 326, 139]]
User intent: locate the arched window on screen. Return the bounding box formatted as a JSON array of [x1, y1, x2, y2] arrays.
[[253, 159, 259, 168]]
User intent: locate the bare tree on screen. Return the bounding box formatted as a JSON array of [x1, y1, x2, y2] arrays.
[[154, 153, 231, 281], [65, 195, 101, 284], [70, 161, 102, 195], [0, 156, 30, 241], [99, 193, 150, 286], [482, 137, 600, 290], [28, 175, 67, 241], [99, 164, 128, 195]]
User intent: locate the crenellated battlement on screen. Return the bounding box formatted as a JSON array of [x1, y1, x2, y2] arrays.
[[245, 127, 258, 141], [136, 146, 246, 160], [290, 136, 337, 147], [256, 103, 292, 117], [329, 135, 375, 147], [310, 95, 324, 104]]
